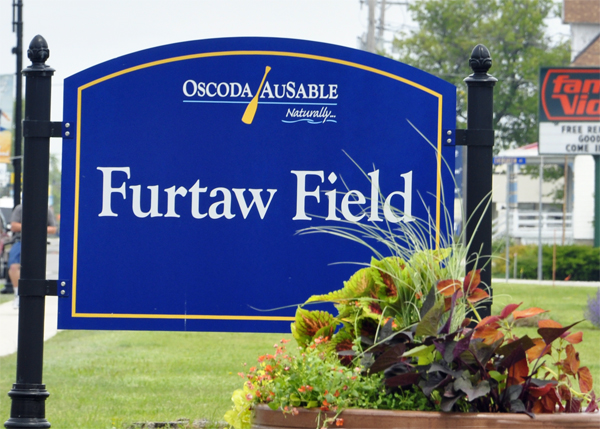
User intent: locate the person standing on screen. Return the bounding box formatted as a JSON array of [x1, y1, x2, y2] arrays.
[[9, 204, 57, 308]]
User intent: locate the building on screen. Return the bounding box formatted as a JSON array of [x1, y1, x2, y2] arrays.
[[563, 0, 600, 244]]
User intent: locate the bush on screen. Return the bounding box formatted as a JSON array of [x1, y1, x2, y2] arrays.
[[585, 289, 600, 329], [492, 244, 600, 281]]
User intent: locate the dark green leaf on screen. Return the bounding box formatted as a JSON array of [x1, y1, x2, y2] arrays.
[[420, 283, 438, 319], [371, 343, 406, 373], [420, 373, 453, 397], [428, 362, 463, 378], [469, 338, 502, 367], [452, 330, 473, 361], [440, 291, 459, 334], [443, 341, 457, 363], [506, 384, 523, 402], [385, 372, 421, 387], [440, 391, 465, 412], [377, 318, 395, 343], [416, 299, 444, 337], [509, 399, 534, 418], [384, 361, 414, 378], [454, 377, 491, 401], [529, 378, 557, 388], [497, 335, 534, 359], [538, 321, 582, 345]]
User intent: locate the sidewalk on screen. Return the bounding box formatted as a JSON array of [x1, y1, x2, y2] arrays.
[[493, 278, 600, 287], [0, 296, 59, 358], [0, 237, 60, 358]]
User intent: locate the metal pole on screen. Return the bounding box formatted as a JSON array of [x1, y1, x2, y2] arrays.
[[505, 164, 511, 282], [12, 0, 23, 207], [562, 156, 567, 245], [594, 155, 600, 248], [5, 35, 54, 429], [537, 156, 544, 281], [464, 44, 497, 319]]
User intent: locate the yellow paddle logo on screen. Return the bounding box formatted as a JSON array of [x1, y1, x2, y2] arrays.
[[241, 66, 271, 125]]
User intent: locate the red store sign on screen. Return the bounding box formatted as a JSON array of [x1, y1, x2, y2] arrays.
[[540, 68, 600, 122]]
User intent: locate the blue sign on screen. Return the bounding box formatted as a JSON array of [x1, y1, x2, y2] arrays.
[[493, 157, 526, 165], [59, 38, 456, 332]]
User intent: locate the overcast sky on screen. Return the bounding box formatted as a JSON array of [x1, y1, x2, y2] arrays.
[[0, 1, 377, 114], [1, 0, 403, 154], [0, 0, 569, 155]]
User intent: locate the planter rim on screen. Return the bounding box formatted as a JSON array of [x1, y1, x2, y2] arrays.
[[253, 404, 600, 429]]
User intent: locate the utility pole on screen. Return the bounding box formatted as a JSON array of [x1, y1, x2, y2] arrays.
[[367, 0, 376, 52], [12, 0, 23, 208], [377, 0, 386, 51]]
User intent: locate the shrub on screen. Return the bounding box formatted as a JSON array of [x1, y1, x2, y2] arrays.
[[492, 245, 600, 281]]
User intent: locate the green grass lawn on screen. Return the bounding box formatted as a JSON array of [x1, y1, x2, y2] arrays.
[[0, 293, 13, 305], [0, 282, 598, 429]]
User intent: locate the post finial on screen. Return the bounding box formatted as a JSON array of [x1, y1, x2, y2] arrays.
[[469, 44, 492, 75], [27, 35, 50, 65], [24, 35, 54, 75]]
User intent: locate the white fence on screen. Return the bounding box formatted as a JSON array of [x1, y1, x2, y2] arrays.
[[492, 210, 573, 244]]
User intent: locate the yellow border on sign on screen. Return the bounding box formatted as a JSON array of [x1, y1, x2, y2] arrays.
[[72, 50, 446, 321]]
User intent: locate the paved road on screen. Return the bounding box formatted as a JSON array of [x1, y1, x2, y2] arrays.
[[0, 237, 60, 357]]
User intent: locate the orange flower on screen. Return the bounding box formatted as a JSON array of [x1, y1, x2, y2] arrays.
[[335, 418, 344, 427], [314, 336, 329, 344]]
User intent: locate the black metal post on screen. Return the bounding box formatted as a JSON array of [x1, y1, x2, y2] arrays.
[[464, 45, 497, 319], [5, 35, 54, 429], [595, 155, 599, 248], [12, 0, 23, 208]]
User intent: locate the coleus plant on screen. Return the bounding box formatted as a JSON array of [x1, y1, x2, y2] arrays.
[[291, 249, 463, 352], [367, 283, 599, 415], [291, 248, 488, 367]]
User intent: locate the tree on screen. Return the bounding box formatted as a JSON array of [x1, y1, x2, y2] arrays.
[[390, 0, 570, 151]]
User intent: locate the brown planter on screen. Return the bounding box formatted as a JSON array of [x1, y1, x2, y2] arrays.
[[252, 404, 600, 429]]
